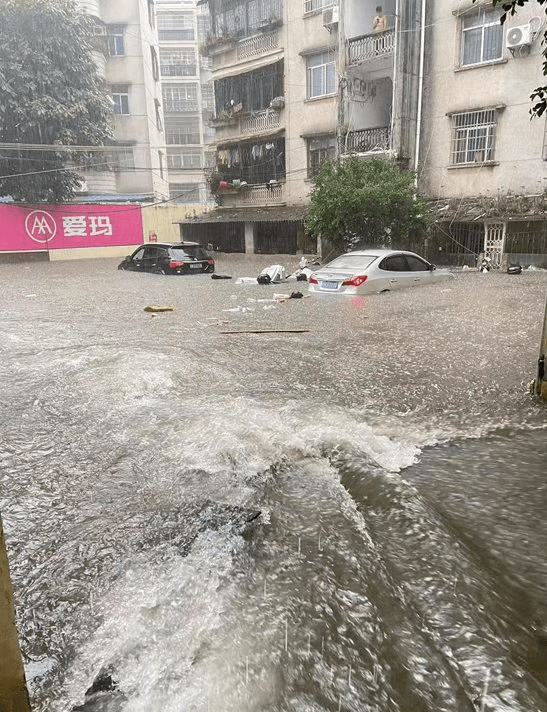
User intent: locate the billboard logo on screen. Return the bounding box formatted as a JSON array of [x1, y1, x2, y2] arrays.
[[25, 210, 57, 244]]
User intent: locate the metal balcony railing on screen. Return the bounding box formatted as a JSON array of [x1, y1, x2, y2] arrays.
[[340, 126, 390, 154], [347, 30, 395, 65]]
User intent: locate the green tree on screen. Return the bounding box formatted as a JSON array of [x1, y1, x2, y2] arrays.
[[306, 157, 429, 255], [0, 0, 113, 202], [484, 0, 547, 117]]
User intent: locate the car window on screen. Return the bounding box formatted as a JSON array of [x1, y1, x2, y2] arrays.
[[170, 246, 208, 260], [324, 255, 377, 270], [144, 246, 162, 259], [379, 255, 408, 271], [132, 247, 146, 261], [405, 255, 430, 271]]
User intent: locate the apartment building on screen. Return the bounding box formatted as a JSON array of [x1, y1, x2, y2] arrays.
[[183, 0, 425, 253], [76, 0, 169, 202], [419, 0, 547, 268], [156, 0, 216, 206]]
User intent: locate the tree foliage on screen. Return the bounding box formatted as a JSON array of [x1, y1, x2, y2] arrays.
[[487, 0, 547, 117], [305, 157, 429, 254], [0, 0, 113, 202]]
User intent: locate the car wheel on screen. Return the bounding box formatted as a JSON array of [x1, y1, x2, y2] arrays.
[[205, 264, 214, 273]]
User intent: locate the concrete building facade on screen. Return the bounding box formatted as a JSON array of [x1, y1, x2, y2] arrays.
[[419, 0, 547, 268], [183, 0, 425, 254], [76, 0, 170, 203], [156, 0, 216, 207]]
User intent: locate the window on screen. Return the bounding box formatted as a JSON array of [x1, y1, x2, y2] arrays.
[[158, 14, 194, 41], [304, 0, 337, 13], [379, 255, 408, 271], [307, 51, 336, 99], [155, 99, 163, 130], [111, 85, 130, 115], [160, 50, 197, 77], [461, 7, 503, 66], [151, 47, 160, 81], [405, 255, 430, 271], [307, 135, 336, 177], [163, 85, 199, 113], [167, 149, 202, 169], [106, 25, 125, 56], [112, 147, 134, 171], [169, 183, 201, 202], [450, 109, 497, 165], [159, 151, 164, 179], [165, 117, 201, 144]]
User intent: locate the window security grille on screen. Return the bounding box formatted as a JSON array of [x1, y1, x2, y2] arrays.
[[304, 0, 337, 13], [450, 109, 497, 165], [163, 85, 199, 113], [160, 51, 197, 77], [307, 136, 336, 177], [158, 14, 195, 41]]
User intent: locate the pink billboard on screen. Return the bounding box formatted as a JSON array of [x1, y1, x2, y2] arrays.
[[0, 204, 143, 252]]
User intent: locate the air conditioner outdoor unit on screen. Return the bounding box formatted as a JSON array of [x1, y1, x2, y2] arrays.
[[322, 6, 339, 29], [506, 24, 532, 49]]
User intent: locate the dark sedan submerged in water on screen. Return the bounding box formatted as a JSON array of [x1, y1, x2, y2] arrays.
[[118, 242, 215, 275]]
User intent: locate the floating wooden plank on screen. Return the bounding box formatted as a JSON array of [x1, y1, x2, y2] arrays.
[[220, 328, 311, 334], [144, 305, 174, 313]]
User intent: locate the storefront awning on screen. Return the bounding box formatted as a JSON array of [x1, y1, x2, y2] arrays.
[[179, 205, 309, 224]]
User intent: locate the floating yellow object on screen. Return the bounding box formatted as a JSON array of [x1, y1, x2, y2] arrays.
[[144, 305, 174, 313]]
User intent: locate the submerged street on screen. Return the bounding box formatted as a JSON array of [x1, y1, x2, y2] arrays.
[[1, 254, 547, 712]]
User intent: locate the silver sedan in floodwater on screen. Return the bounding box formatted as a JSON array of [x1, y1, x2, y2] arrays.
[[308, 249, 454, 295]]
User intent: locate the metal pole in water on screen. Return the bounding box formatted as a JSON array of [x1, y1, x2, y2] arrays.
[[535, 295, 547, 397], [0, 514, 32, 712]]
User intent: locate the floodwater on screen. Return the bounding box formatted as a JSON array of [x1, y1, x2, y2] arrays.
[[1, 254, 547, 712]]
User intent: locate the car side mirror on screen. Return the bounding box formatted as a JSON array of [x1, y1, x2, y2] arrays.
[[429, 263, 436, 271]]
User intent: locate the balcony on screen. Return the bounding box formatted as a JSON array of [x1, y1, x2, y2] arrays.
[[219, 183, 285, 207], [347, 30, 395, 65], [340, 126, 390, 154], [240, 108, 281, 134], [237, 29, 280, 60]]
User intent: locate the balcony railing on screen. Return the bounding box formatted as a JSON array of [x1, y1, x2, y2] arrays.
[[240, 109, 281, 134], [219, 183, 284, 206], [238, 30, 279, 60], [347, 30, 395, 65], [340, 126, 390, 154]]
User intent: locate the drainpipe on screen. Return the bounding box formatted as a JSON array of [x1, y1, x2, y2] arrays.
[[390, 0, 399, 155], [0, 514, 32, 711], [414, 0, 426, 182]]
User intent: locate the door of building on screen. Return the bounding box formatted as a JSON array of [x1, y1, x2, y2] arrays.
[[484, 222, 506, 268]]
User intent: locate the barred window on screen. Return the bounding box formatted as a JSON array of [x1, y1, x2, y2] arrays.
[[170, 183, 201, 202], [307, 135, 336, 177], [461, 8, 503, 66], [307, 51, 336, 99], [163, 85, 199, 113], [167, 149, 202, 169], [450, 109, 497, 165], [160, 50, 197, 77], [157, 14, 195, 41], [304, 0, 337, 13], [164, 117, 200, 144]]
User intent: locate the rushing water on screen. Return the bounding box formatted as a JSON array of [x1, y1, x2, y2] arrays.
[[1, 254, 547, 712]]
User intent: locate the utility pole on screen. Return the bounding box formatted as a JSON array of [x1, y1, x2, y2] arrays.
[[0, 514, 32, 712]]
